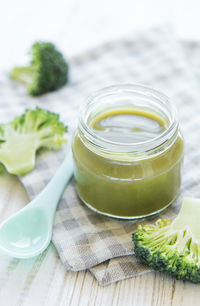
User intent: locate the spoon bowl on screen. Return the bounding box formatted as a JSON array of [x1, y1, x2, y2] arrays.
[[0, 150, 73, 258], [0, 207, 50, 258]]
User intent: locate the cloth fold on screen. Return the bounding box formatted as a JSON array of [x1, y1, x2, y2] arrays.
[[1, 27, 200, 285]]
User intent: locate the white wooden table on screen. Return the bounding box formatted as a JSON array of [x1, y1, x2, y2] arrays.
[[1, 1, 200, 304]]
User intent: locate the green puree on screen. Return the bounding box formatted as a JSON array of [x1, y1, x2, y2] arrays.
[[90, 109, 167, 143], [72, 109, 184, 218]]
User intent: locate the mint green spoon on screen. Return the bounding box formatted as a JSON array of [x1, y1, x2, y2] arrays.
[[0, 150, 73, 259]]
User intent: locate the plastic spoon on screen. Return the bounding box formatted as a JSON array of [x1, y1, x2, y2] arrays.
[[0, 150, 73, 259]]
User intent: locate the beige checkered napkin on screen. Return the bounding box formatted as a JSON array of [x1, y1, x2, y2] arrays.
[[1, 27, 200, 285], [90, 256, 153, 286]]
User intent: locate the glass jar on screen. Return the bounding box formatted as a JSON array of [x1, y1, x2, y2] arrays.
[[72, 84, 184, 219]]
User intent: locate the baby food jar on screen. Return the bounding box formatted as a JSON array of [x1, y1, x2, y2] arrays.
[[72, 84, 184, 219]]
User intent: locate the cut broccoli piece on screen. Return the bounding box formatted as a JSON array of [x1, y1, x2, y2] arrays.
[[0, 107, 67, 175], [10, 42, 68, 96], [133, 197, 200, 283]]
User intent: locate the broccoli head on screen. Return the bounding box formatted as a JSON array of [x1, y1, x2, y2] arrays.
[[133, 197, 200, 283], [10, 42, 68, 96], [0, 107, 67, 175]]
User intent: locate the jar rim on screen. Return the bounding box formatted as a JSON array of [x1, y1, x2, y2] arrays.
[[78, 83, 179, 154]]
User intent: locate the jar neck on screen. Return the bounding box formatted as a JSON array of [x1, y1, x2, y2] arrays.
[[78, 84, 179, 159]]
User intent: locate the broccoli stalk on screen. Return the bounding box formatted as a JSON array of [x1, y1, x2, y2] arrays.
[[0, 107, 67, 175], [133, 197, 200, 283], [10, 66, 37, 86], [10, 42, 68, 96]]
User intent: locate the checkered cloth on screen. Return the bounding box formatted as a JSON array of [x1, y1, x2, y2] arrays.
[[1, 27, 200, 286]]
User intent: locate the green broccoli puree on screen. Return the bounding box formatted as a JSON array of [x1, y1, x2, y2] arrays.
[[72, 109, 184, 218]]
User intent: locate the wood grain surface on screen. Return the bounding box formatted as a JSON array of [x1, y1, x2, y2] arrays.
[[0, 171, 199, 306]]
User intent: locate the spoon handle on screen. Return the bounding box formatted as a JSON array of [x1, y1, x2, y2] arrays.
[[36, 150, 74, 216]]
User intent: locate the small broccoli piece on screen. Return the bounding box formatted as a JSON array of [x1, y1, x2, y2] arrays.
[[133, 197, 200, 283], [0, 107, 67, 175], [10, 42, 68, 96]]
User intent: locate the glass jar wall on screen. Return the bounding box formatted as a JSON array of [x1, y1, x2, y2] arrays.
[[72, 84, 184, 219]]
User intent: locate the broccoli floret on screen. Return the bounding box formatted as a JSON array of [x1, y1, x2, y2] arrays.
[[10, 42, 68, 96], [133, 198, 200, 283], [0, 107, 67, 175]]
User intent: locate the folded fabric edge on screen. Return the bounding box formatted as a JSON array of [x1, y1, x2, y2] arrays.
[[89, 264, 153, 287]]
